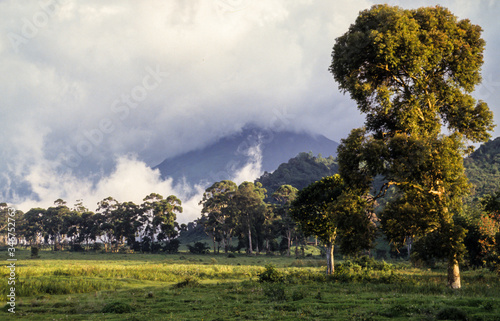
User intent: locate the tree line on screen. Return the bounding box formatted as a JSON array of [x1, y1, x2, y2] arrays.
[[0, 193, 182, 253]]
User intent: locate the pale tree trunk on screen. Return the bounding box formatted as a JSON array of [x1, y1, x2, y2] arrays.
[[286, 229, 292, 257], [326, 242, 334, 275], [447, 257, 461, 289], [247, 227, 253, 254]]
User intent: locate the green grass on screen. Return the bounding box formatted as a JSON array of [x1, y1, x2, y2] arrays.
[[1, 250, 500, 320]]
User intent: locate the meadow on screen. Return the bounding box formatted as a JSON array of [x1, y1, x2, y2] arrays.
[[1, 249, 500, 320]]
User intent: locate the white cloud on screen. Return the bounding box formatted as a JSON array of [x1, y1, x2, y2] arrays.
[[1, 0, 499, 221], [16, 155, 203, 223]]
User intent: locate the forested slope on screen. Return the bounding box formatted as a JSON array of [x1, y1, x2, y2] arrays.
[[465, 137, 500, 198]]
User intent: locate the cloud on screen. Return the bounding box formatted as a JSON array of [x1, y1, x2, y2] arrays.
[[15, 155, 204, 223], [1, 0, 499, 221]]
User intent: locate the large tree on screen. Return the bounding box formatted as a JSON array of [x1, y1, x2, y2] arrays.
[[330, 4, 494, 288]]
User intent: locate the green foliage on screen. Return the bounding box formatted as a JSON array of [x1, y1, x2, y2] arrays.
[[291, 175, 344, 244], [465, 137, 500, 198], [173, 276, 200, 289], [163, 239, 180, 254], [101, 301, 135, 314], [330, 4, 494, 288], [435, 307, 468, 321], [331, 5, 493, 141], [187, 242, 210, 254], [2, 251, 500, 320], [258, 264, 285, 283], [262, 282, 287, 301], [256, 152, 338, 198], [31, 246, 39, 258]]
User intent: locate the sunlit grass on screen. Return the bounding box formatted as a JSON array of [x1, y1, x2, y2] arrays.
[[1, 250, 499, 320]]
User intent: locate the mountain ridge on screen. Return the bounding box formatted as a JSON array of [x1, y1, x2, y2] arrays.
[[153, 126, 340, 187]]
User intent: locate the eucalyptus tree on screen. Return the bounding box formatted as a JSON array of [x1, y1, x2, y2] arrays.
[[141, 193, 182, 243], [96, 197, 120, 251], [272, 185, 299, 256], [231, 182, 267, 254], [330, 4, 494, 288], [199, 180, 238, 253]]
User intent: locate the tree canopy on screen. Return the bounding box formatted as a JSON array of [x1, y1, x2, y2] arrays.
[[330, 4, 494, 288]]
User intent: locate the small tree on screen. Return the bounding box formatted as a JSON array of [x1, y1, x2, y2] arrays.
[[291, 175, 375, 274], [272, 185, 299, 256]]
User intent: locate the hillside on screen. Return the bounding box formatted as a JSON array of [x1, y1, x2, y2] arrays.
[[464, 137, 500, 198], [256, 152, 338, 199], [153, 126, 339, 187]]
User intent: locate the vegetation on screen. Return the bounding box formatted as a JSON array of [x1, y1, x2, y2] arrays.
[[330, 4, 494, 288], [1, 250, 499, 320], [256, 152, 338, 199], [0, 4, 498, 318], [291, 175, 376, 274], [465, 137, 500, 198], [8, 194, 182, 254]]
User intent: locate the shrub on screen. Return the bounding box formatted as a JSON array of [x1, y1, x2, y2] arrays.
[[227, 253, 236, 258], [151, 242, 162, 253], [163, 239, 180, 254], [187, 242, 210, 254], [258, 264, 284, 283], [70, 244, 84, 252], [31, 246, 39, 258], [353, 256, 393, 271], [435, 307, 468, 321], [101, 301, 134, 314], [173, 276, 200, 289]]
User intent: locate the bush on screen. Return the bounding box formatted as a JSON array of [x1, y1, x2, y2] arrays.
[[101, 301, 134, 314], [353, 256, 393, 271], [163, 239, 180, 254], [92, 243, 102, 252], [70, 244, 84, 252], [31, 246, 39, 258], [151, 242, 162, 253], [187, 242, 210, 254], [258, 264, 284, 283], [435, 307, 468, 321], [173, 276, 200, 289]]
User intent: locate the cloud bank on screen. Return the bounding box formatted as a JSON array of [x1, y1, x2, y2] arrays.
[[1, 0, 499, 221]]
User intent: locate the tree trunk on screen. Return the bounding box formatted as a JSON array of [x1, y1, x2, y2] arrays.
[[326, 242, 334, 275], [406, 236, 412, 260], [286, 230, 292, 257], [247, 227, 253, 254], [447, 258, 461, 289]]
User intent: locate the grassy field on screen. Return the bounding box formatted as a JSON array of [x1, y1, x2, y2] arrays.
[[1, 250, 500, 320]]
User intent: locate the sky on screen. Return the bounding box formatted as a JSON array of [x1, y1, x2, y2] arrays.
[[1, 0, 499, 223]]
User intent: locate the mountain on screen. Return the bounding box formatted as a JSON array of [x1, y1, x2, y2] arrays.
[[153, 126, 339, 187], [464, 137, 500, 198]]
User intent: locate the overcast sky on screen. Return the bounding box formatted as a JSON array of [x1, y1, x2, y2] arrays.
[[1, 0, 499, 222]]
